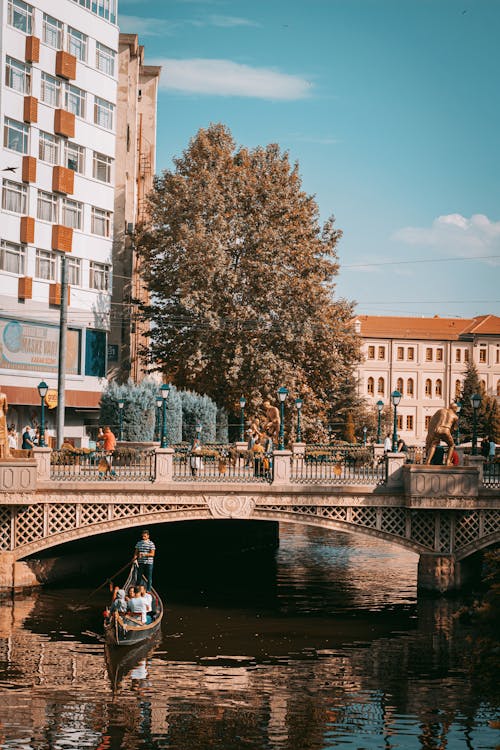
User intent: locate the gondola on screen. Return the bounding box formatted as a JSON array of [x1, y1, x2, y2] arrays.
[[104, 634, 160, 691], [104, 563, 164, 647]]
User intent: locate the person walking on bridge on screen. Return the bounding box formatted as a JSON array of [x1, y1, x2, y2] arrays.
[[133, 529, 155, 591]]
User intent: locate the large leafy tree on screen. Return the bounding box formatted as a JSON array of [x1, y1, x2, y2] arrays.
[[458, 361, 499, 443], [137, 124, 360, 440]]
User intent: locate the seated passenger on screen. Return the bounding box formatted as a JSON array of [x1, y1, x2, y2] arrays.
[[110, 589, 127, 614], [127, 590, 147, 624], [139, 584, 153, 623]]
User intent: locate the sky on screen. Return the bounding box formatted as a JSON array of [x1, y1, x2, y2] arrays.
[[119, 0, 500, 320]]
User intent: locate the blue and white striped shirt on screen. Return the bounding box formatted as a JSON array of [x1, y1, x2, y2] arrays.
[[135, 539, 155, 564]]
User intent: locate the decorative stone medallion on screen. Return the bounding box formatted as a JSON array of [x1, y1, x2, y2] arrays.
[[206, 495, 256, 519]]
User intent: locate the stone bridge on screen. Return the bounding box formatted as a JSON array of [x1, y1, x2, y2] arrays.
[[0, 447, 499, 593]]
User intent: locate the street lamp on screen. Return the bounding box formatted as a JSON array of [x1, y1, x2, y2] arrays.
[[455, 400, 462, 445], [362, 426, 367, 446], [160, 383, 170, 448], [470, 393, 481, 456], [376, 400, 384, 444], [196, 421, 202, 439], [37, 381, 48, 447], [117, 399, 124, 441], [239, 396, 246, 442], [277, 386, 288, 450], [155, 396, 162, 442], [295, 397, 303, 443], [391, 390, 402, 453]]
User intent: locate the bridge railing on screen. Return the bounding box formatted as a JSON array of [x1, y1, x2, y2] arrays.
[[290, 451, 387, 485], [483, 461, 500, 487], [50, 448, 156, 482], [172, 445, 273, 483]]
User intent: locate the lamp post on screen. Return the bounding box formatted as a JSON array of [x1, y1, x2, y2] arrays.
[[160, 383, 170, 448], [455, 400, 462, 445], [117, 399, 124, 441], [277, 386, 289, 450], [239, 396, 246, 442], [196, 421, 202, 439], [37, 381, 48, 447], [376, 400, 384, 444], [295, 397, 303, 443], [362, 426, 367, 446], [470, 393, 481, 456], [391, 390, 402, 453], [155, 396, 162, 442]]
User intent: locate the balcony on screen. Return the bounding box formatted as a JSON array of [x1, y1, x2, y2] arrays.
[[49, 283, 71, 307], [55, 51, 77, 80], [54, 109, 75, 138], [25, 36, 40, 63], [18, 276, 32, 300], [23, 96, 38, 123], [20, 216, 35, 244], [22, 156, 36, 183], [51, 225, 73, 253], [52, 166, 74, 195]]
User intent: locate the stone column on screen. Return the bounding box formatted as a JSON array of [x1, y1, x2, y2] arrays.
[[0, 552, 14, 592], [291, 442, 306, 456], [154, 447, 174, 483], [417, 554, 461, 593], [386, 452, 406, 488], [272, 450, 292, 485], [463, 454, 485, 482], [373, 444, 385, 463], [32, 446, 52, 482]]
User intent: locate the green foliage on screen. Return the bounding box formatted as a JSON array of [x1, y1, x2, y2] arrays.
[[164, 386, 183, 445], [343, 412, 356, 443], [137, 123, 360, 442], [216, 407, 229, 443], [179, 390, 217, 444], [100, 379, 157, 441], [458, 362, 499, 442]]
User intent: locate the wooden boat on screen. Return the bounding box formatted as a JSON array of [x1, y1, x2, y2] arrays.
[[105, 634, 160, 691], [104, 564, 164, 647]]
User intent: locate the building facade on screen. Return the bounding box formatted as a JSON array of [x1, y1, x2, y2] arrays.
[[355, 314, 500, 444], [107, 33, 160, 383], [0, 0, 118, 445]]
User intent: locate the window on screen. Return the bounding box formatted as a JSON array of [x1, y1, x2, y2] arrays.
[[367, 345, 375, 360], [4, 118, 28, 153], [464, 349, 469, 362], [94, 96, 114, 129], [7, 0, 33, 34], [39, 131, 59, 164], [455, 349, 461, 362], [72, 0, 117, 24], [37, 190, 58, 222], [378, 346, 385, 360], [436, 348, 443, 362], [396, 377, 404, 394], [455, 380, 461, 398], [61, 197, 82, 229], [64, 84, 86, 118], [397, 346, 404, 361], [89, 261, 109, 291], [425, 415, 431, 430], [479, 348, 487, 363], [377, 377, 384, 395], [0, 240, 25, 274], [91, 207, 111, 236], [43, 13, 63, 49], [35, 249, 56, 280], [397, 415, 403, 431], [497, 381, 500, 397], [5, 56, 31, 93], [407, 347, 414, 361], [407, 378, 414, 397], [367, 377, 374, 395], [67, 256, 81, 286], [406, 415, 414, 431], [41, 73, 61, 107], [96, 42, 115, 76], [425, 378, 432, 397], [67, 27, 87, 61], [426, 348, 433, 361], [2, 179, 27, 213], [435, 379, 443, 397], [496, 348, 499, 364], [64, 141, 85, 173], [92, 151, 112, 182]]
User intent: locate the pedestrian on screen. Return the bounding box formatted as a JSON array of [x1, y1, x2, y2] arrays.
[[8, 426, 17, 450], [133, 529, 155, 591], [451, 449, 460, 466], [21, 425, 34, 451], [189, 436, 202, 476], [99, 426, 116, 478], [488, 436, 496, 462], [383, 434, 392, 453], [480, 437, 489, 459]]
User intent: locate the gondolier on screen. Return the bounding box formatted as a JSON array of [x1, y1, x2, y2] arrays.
[[133, 529, 155, 591]]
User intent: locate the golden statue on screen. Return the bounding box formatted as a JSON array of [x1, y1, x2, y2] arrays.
[[425, 403, 459, 466], [0, 388, 9, 459], [262, 400, 280, 443]]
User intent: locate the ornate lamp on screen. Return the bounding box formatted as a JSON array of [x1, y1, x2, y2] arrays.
[[160, 383, 170, 448], [391, 390, 402, 453], [277, 386, 289, 450], [37, 381, 48, 447]]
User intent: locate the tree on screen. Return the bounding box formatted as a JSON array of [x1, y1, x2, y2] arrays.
[[137, 124, 360, 441], [458, 361, 499, 443]]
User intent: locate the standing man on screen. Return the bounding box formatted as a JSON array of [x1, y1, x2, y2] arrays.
[[383, 434, 392, 453], [134, 529, 155, 591]]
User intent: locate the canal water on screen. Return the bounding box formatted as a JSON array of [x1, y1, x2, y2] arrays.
[[0, 523, 498, 749]]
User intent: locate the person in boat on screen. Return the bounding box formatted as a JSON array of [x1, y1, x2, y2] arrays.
[[126, 588, 148, 624], [110, 589, 127, 614], [138, 584, 153, 623], [133, 529, 156, 591]]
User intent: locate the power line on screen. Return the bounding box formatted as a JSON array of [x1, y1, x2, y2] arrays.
[[341, 254, 500, 269]]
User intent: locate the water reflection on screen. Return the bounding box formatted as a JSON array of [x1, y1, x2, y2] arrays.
[[0, 524, 497, 749]]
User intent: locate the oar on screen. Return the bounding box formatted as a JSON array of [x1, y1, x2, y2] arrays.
[[71, 560, 134, 611]]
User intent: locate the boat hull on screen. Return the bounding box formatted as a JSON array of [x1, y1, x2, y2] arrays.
[[104, 590, 163, 647]]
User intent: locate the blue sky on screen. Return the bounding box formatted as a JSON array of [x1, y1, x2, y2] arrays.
[[119, 0, 500, 319]]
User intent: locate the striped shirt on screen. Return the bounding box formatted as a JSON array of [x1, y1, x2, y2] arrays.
[[135, 539, 155, 564]]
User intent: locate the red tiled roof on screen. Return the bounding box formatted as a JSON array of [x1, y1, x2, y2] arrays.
[[355, 315, 500, 341]]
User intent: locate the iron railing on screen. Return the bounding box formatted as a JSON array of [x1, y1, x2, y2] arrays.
[[291, 453, 387, 485], [50, 449, 156, 482], [172, 445, 273, 483], [483, 461, 500, 487]]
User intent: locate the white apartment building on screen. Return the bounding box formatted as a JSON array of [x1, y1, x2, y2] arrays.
[[355, 314, 500, 444], [0, 0, 118, 445]]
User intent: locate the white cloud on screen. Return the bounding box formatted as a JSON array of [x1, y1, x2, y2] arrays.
[[154, 58, 312, 100], [118, 15, 179, 36], [393, 213, 500, 261], [206, 14, 259, 27]]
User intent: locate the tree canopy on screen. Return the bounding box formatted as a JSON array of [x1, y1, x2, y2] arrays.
[[137, 124, 360, 439]]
